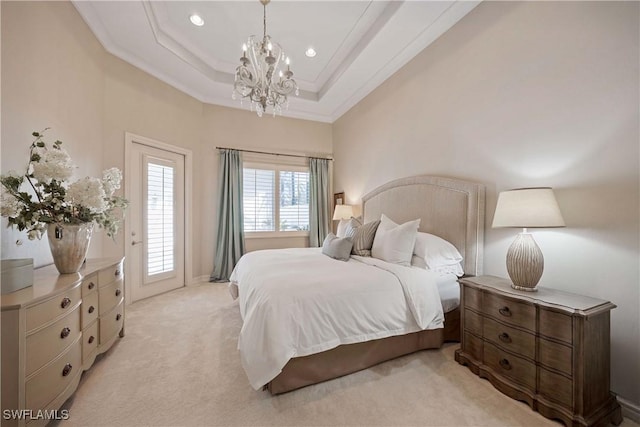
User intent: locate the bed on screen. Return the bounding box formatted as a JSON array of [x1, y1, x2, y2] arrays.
[[230, 175, 485, 394]]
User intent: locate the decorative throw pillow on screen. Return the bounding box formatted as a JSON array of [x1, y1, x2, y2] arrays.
[[336, 219, 351, 238], [371, 214, 420, 266], [347, 219, 381, 256], [413, 232, 464, 276], [322, 233, 354, 262], [343, 217, 362, 239]]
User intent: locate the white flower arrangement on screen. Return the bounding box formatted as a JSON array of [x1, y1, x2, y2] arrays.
[[0, 129, 128, 240]]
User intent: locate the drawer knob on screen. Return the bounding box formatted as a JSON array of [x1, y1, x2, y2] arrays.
[[499, 358, 512, 370], [116, 313, 122, 321], [60, 297, 71, 309], [498, 306, 512, 317], [115, 270, 121, 277], [60, 327, 71, 339], [62, 363, 73, 377], [88, 306, 95, 314], [88, 335, 95, 344], [115, 289, 122, 297], [88, 282, 95, 290], [498, 332, 512, 343]]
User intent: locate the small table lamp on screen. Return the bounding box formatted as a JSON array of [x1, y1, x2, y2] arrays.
[[492, 188, 565, 291], [333, 205, 354, 221]]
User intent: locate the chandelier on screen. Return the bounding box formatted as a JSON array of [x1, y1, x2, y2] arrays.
[[232, 0, 298, 117]]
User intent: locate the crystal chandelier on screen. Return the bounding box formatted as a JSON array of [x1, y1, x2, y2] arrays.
[[232, 0, 298, 117]]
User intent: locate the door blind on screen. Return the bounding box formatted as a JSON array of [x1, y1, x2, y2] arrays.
[[147, 162, 174, 275]]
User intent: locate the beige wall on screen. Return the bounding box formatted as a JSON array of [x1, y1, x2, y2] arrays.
[[0, 1, 332, 282], [333, 1, 639, 405], [1, 1, 105, 265]]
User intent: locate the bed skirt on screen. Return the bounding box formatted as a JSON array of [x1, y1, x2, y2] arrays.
[[266, 307, 460, 394]]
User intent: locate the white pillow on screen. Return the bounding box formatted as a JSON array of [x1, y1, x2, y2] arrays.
[[336, 218, 351, 238], [371, 214, 420, 266], [413, 232, 464, 276]]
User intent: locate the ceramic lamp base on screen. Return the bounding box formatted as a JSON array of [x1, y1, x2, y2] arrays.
[[506, 232, 544, 291]]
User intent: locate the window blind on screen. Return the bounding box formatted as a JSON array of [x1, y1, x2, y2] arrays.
[[243, 168, 275, 232], [279, 171, 309, 231], [147, 163, 175, 275]]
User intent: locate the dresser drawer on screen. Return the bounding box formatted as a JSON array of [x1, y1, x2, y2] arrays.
[[82, 321, 99, 363], [539, 338, 572, 376], [82, 289, 99, 329], [483, 317, 535, 360], [98, 278, 124, 315], [539, 368, 573, 408], [540, 309, 572, 344], [81, 273, 98, 298], [484, 292, 535, 331], [98, 261, 124, 287], [26, 305, 81, 376], [462, 331, 483, 361], [464, 309, 483, 336], [483, 341, 536, 390], [25, 337, 82, 411], [26, 285, 81, 333], [464, 285, 482, 311], [99, 299, 124, 345]]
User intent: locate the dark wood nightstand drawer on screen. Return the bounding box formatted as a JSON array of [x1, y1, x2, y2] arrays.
[[484, 292, 535, 331], [463, 309, 482, 336], [484, 341, 536, 390], [539, 338, 572, 376], [483, 317, 535, 360], [539, 368, 573, 407], [464, 285, 482, 311], [539, 309, 572, 344], [462, 331, 483, 361]]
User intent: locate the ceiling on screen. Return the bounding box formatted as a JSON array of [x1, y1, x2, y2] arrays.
[[72, 1, 480, 123]]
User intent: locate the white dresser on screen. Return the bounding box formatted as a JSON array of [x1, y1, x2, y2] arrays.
[[1, 258, 124, 426]]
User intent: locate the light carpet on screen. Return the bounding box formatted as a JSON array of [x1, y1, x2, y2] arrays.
[[58, 283, 634, 427]]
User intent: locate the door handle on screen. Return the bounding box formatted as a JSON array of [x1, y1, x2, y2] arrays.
[[131, 240, 143, 246]]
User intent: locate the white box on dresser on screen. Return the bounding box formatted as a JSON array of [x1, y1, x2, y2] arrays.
[[1, 258, 124, 427]]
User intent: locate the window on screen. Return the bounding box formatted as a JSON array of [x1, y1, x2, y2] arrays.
[[146, 162, 175, 276], [243, 164, 310, 235]]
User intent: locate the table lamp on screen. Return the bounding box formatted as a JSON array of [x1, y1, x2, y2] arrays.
[[492, 188, 565, 291], [332, 205, 354, 221]]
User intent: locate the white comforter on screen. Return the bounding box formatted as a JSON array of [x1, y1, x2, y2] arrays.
[[229, 248, 445, 390]]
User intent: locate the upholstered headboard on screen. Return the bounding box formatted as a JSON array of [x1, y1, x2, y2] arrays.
[[362, 176, 485, 276]]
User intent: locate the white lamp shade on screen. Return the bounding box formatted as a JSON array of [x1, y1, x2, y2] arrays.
[[333, 205, 354, 220], [492, 188, 565, 228]]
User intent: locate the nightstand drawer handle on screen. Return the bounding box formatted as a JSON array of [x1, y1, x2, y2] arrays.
[[88, 336, 95, 344], [115, 269, 121, 277], [498, 332, 512, 343], [499, 359, 512, 370], [60, 297, 71, 309], [88, 306, 95, 314], [88, 282, 95, 290], [116, 313, 122, 321], [115, 289, 122, 297], [62, 363, 73, 377], [498, 307, 511, 317], [60, 327, 71, 339]]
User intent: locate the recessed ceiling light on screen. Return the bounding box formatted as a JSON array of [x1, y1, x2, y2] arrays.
[[305, 47, 317, 58], [189, 14, 204, 27]]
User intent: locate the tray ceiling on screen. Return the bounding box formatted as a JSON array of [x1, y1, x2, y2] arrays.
[[73, 1, 480, 123]]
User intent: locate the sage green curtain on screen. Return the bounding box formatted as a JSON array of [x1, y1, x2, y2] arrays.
[[210, 149, 245, 282], [309, 158, 330, 247]]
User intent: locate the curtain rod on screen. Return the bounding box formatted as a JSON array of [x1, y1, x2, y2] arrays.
[[216, 146, 333, 161]]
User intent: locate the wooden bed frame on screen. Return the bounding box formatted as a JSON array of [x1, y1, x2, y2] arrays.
[[266, 176, 485, 394]]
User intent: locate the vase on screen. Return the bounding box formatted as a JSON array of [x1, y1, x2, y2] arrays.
[[47, 222, 94, 274]]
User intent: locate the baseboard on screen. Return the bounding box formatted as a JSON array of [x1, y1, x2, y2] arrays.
[[619, 396, 640, 423]]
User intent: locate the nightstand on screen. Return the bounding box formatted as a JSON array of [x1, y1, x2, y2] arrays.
[[455, 275, 621, 427]]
